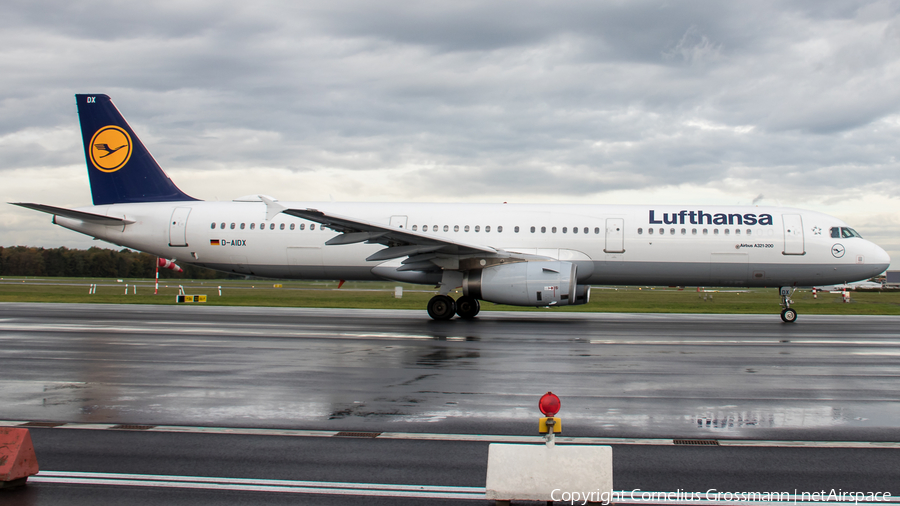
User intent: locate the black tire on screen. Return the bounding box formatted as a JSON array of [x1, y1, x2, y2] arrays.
[[427, 295, 456, 320], [781, 308, 798, 323], [456, 295, 481, 319]]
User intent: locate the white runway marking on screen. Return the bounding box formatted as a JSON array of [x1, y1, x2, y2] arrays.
[[31, 471, 486, 500], [4, 420, 900, 448], [31, 472, 900, 505]]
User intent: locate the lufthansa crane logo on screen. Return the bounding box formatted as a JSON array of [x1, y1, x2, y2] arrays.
[[89, 125, 132, 172], [831, 243, 845, 258]]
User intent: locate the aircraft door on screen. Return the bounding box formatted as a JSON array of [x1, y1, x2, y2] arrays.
[[782, 214, 805, 255], [390, 215, 408, 229], [604, 218, 625, 253], [168, 207, 191, 247]]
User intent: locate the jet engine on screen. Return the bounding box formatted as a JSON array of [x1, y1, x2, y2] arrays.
[[462, 261, 590, 306]]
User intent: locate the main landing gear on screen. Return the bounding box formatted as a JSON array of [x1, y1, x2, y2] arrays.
[[779, 286, 798, 323], [427, 295, 481, 321]]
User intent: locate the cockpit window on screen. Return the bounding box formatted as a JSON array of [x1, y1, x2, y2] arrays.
[[841, 227, 862, 239], [831, 227, 863, 239]]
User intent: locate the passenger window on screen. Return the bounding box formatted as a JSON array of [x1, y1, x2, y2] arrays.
[[475, 225, 480, 232], [465, 225, 470, 232], [692, 228, 697, 235], [562, 227, 567, 233], [573, 227, 578, 234], [735, 229, 740, 235], [300, 223, 305, 230], [432, 225, 438, 232], [210, 222, 216, 229], [240, 223, 245, 230], [724, 229, 730, 235], [412, 225, 417, 231], [250, 223, 256, 230], [681, 228, 686, 235], [658, 228, 664, 235], [454, 225, 459, 232], [541, 226, 546, 233], [703, 229, 708, 235], [594, 227, 600, 234], [531, 226, 535, 233], [309, 224, 314, 230], [649, 228, 654, 235], [551, 227, 557, 233], [498, 226, 503, 233], [515, 226, 520, 233], [746, 229, 751, 235], [290, 223, 295, 230], [485, 226, 491, 232], [230, 223, 235, 230], [260, 223, 265, 229], [583, 227, 588, 234], [714, 229, 719, 235], [670, 228, 675, 235], [444, 225, 449, 232], [422, 225, 427, 231], [280, 223, 285, 230], [638, 228, 643, 234], [220, 223, 226, 229]]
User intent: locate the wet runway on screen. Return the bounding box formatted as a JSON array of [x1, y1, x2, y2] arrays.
[[2, 302, 899, 440]]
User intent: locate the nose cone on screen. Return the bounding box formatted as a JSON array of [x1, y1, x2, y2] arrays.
[[869, 241, 891, 272]]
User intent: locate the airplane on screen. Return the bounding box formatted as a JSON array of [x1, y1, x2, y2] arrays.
[[12, 94, 892, 323]]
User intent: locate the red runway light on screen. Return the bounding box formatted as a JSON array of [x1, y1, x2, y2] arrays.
[[539, 392, 560, 417]]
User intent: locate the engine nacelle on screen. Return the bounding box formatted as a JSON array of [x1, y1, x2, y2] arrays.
[[463, 261, 589, 307]]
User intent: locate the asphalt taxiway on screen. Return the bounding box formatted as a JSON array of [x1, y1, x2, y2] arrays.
[[1, 303, 899, 504]]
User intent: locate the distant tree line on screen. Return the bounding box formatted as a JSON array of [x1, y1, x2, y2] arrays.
[[0, 246, 239, 279]]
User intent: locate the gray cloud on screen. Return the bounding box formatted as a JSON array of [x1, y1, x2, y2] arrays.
[[1, 0, 899, 266]]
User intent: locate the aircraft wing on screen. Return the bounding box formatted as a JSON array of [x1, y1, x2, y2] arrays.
[[11, 203, 135, 224], [283, 208, 498, 261]]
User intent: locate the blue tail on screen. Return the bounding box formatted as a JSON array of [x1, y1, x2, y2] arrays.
[[76, 94, 198, 205]]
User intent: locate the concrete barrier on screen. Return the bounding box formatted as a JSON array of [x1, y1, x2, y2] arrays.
[[485, 443, 612, 503], [0, 428, 39, 488]]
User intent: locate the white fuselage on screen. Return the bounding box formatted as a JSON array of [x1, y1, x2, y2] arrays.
[[52, 200, 890, 288]]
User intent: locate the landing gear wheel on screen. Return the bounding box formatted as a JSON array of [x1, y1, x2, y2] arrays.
[[427, 295, 456, 321], [455, 295, 481, 319], [781, 308, 798, 323]]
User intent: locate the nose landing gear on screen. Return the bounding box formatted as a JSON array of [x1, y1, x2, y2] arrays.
[[779, 287, 798, 323]]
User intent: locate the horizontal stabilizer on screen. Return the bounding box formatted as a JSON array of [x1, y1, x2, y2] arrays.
[[11, 203, 134, 224]]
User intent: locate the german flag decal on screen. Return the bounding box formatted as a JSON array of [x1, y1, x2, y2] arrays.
[[210, 239, 220, 246]]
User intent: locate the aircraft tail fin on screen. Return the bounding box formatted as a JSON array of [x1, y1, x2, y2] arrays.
[[75, 94, 198, 205]]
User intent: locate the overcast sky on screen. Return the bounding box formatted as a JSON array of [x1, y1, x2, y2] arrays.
[[2, 0, 898, 270]]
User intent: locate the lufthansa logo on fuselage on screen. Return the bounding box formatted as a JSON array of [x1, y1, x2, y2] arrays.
[[832, 243, 845, 258], [649, 210, 774, 226], [89, 125, 132, 173]]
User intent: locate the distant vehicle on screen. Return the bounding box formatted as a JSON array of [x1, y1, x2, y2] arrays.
[[13, 94, 892, 322], [815, 280, 885, 291]]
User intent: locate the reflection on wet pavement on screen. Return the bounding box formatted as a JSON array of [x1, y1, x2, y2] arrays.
[[1, 303, 899, 439]]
